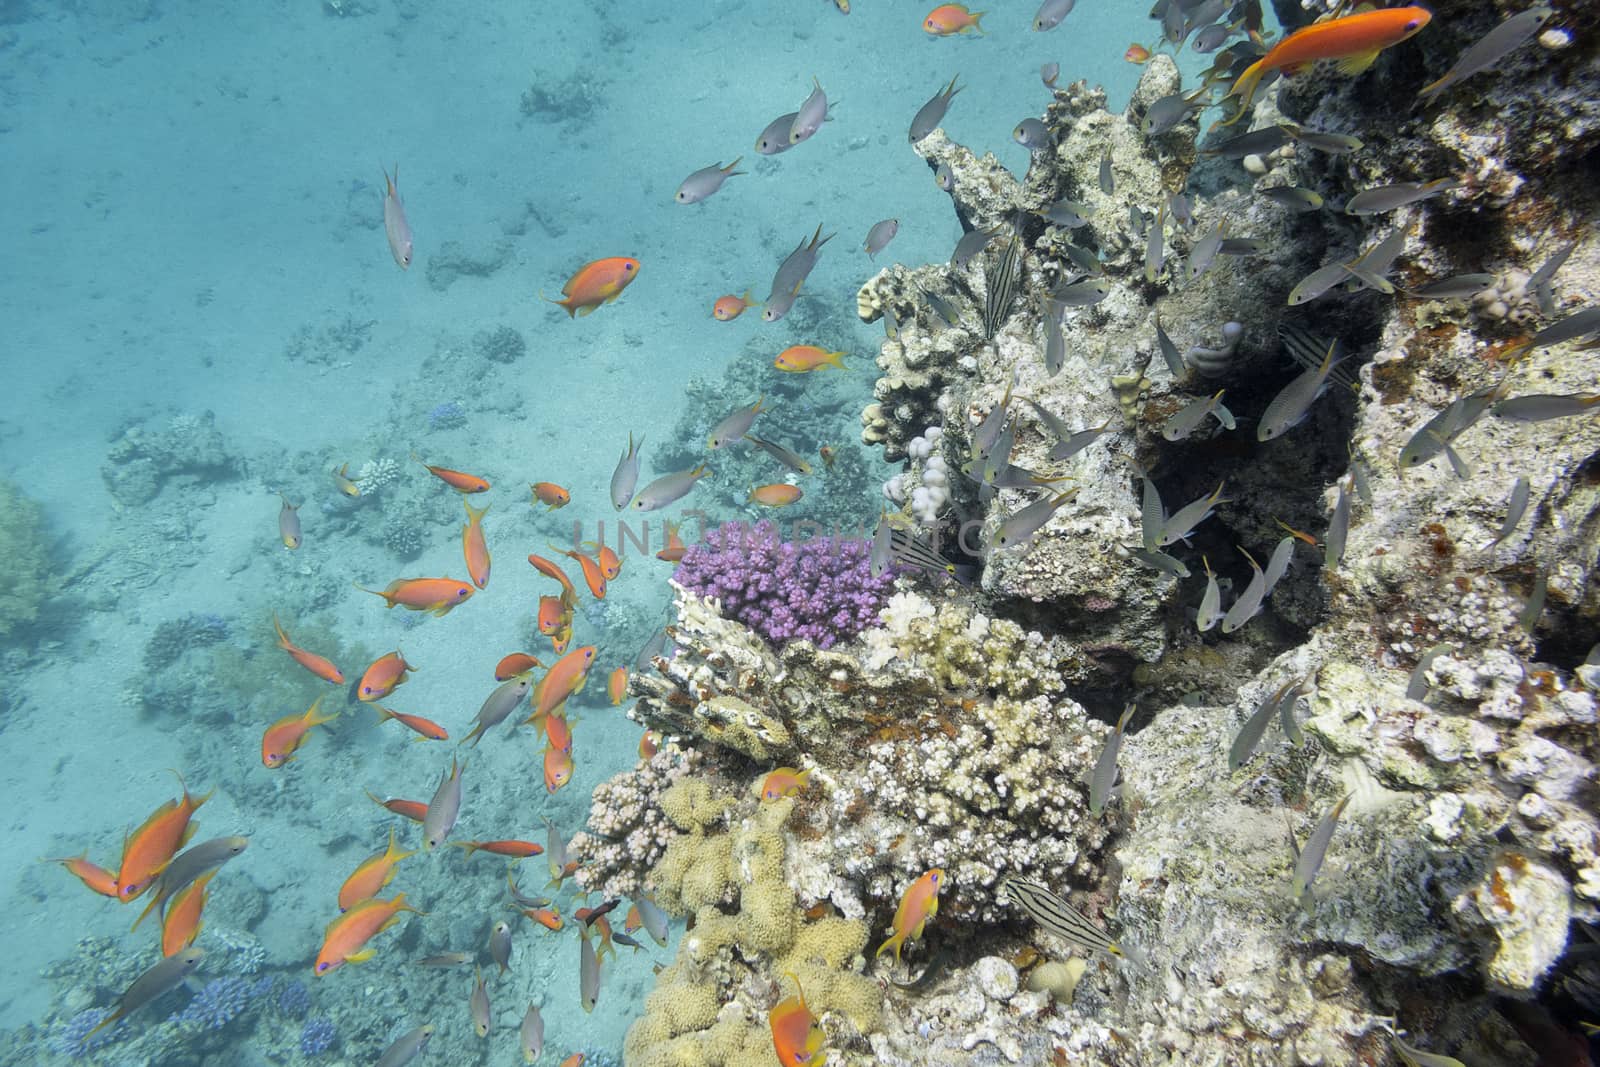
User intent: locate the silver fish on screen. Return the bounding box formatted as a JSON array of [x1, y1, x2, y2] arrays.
[[610, 432, 644, 510], [1259, 185, 1323, 212], [1041, 299, 1066, 376], [1512, 306, 1600, 354], [463, 675, 533, 747], [1159, 482, 1228, 547], [1257, 339, 1340, 441], [1398, 388, 1495, 470], [633, 627, 668, 673], [579, 929, 600, 1013], [884, 301, 899, 342], [1391, 1032, 1467, 1067], [1229, 680, 1292, 770], [1061, 241, 1103, 276], [1014, 117, 1052, 152], [1219, 546, 1266, 633], [864, 218, 899, 259], [134, 836, 250, 929], [768, 223, 834, 309], [1287, 126, 1363, 154], [1141, 92, 1194, 136], [1141, 477, 1166, 553], [1155, 312, 1186, 379], [971, 368, 1016, 462], [1520, 571, 1547, 633], [1527, 239, 1576, 308], [708, 397, 764, 449], [788, 77, 829, 144], [1041, 62, 1060, 88], [1099, 146, 1114, 194], [1205, 123, 1294, 159], [1406, 642, 1451, 701], [1167, 192, 1194, 230], [1485, 476, 1531, 548], [376, 1024, 435, 1067], [488, 920, 513, 975], [87, 947, 205, 1038], [1288, 260, 1356, 306], [1196, 557, 1222, 632], [1134, 548, 1190, 578], [1290, 793, 1352, 902], [990, 488, 1078, 552], [983, 233, 1022, 339], [871, 515, 894, 578], [424, 757, 464, 850], [470, 965, 491, 1037], [1089, 704, 1135, 814], [1491, 392, 1600, 422], [1144, 200, 1167, 282], [755, 111, 800, 155], [630, 464, 709, 511], [910, 74, 963, 143], [1039, 197, 1091, 228], [633, 895, 670, 948], [1163, 390, 1230, 441], [1186, 219, 1229, 281], [1192, 21, 1232, 52], [1324, 478, 1350, 570], [1344, 178, 1461, 216], [935, 161, 956, 192], [1419, 7, 1555, 99], [277, 493, 301, 549], [978, 420, 1016, 487], [674, 158, 745, 204], [1002, 876, 1128, 958], [1049, 419, 1113, 462], [1278, 681, 1306, 746], [519, 1005, 544, 1063], [761, 279, 803, 323], [1262, 534, 1295, 594], [1033, 0, 1075, 32], [952, 225, 1000, 269], [745, 434, 813, 474], [920, 285, 963, 325], [381, 164, 413, 270], [1052, 277, 1110, 306], [1408, 273, 1496, 299]]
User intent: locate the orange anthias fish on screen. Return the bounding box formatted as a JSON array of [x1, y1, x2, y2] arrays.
[[272, 614, 345, 685], [160, 871, 213, 956], [607, 667, 629, 705], [775, 344, 847, 373], [337, 827, 417, 912], [357, 577, 475, 616], [582, 541, 622, 581], [923, 2, 984, 35], [560, 1053, 586, 1067], [49, 854, 121, 898], [453, 839, 544, 859], [530, 482, 571, 510], [373, 705, 450, 741], [262, 697, 341, 769], [414, 454, 491, 493], [1125, 42, 1151, 64], [116, 774, 212, 903], [366, 791, 428, 822], [713, 290, 759, 321], [543, 257, 641, 318], [538, 595, 569, 637], [462, 499, 491, 589], [314, 893, 424, 976], [1223, 6, 1432, 124], [496, 652, 544, 680], [769, 972, 827, 1066], [639, 730, 663, 760], [875, 868, 946, 963], [761, 767, 811, 803], [657, 521, 687, 563], [527, 554, 579, 600], [749, 484, 804, 507], [543, 745, 575, 793], [544, 711, 574, 756], [818, 445, 836, 469], [358, 651, 416, 703], [523, 906, 564, 931], [530, 646, 598, 719], [558, 548, 608, 599]]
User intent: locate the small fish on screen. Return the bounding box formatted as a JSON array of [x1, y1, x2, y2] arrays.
[[935, 161, 956, 192], [1154, 312, 1186, 379], [656, 523, 687, 564], [423, 757, 465, 851], [1288, 259, 1358, 306], [462, 675, 534, 747], [604, 432, 645, 512], [1144, 199, 1167, 282], [1520, 571, 1547, 633], [315, 893, 424, 975], [674, 158, 745, 204], [1398, 388, 1496, 470], [1492, 392, 1600, 422], [527, 553, 578, 598], [755, 111, 801, 155], [1507, 306, 1600, 358], [744, 435, 813, 475], [761, 767, 812, 802], [864, 218, 899, 259], [414, 454, 492, 493], [381, 164, 413, 270], [1406, 642, 1451, 701], [1290, 793, 1352, 902], [85, 947, 205, 1037], [910, 73, 964, 143], [376, 1025, 435, 1067], [1038, 197, 1090, 229], [951, 225, 999, 269], [359, 651, 417, 703], [631, 465, 711, 513], [1159, 482, 1229, 547], [1089, 704, 1135, 814], [1187, 219, 1229, 280], [366, 791, 428, 822], [1219, 547, 1266, 633], [529, 645, 598, 719], [541, 257, 641, 318], [132, 835, 249, 931], [262, 697, 339, 769], [557, 546, 607, 598], [579, 928, 601, 1012], [1141, 92, 1196, 136], [160, 871, 212, 956], [1195, 557, 1223, 632], [1259, 185, 1324, 212], [1204, 123, 1295, 159], [523, 906, 564, 931], [1529, 239, 1577, 316], [876, 868, 945, 962], [1278, 681, 1306, 746], [639, 729, 664, 759], [49, 854, 120, 899], [1485, 476, 1531, 548], [529, 482, 570, 510], [1163, 390, 1231, 441], [453, 839, 544, 860], [769, 223, 835, 310], [1133, 548, 1190, 578], [1048, 419, 1113, 463], [273, 614, 345, 685], [1002, 876, 1129, 958], [1229, 681, 1293, 770], [1167, 192, 1194, 230], [1098, 147, 1114, 194], [276, 493, 301, 549], [1140, 476, 1165, 554], [1344, 178, 1460, 216], [1052, 277, 1109, 306], [1286, 126, 1364, 154], [1041, 62, 1060, 88], [775, 345, 847, 373], [520, 1005, 545, 1063], [1192, 21, 1232, 52], [469, 965, 492, 1036], [1033, 0, 1074, 31], [1258, 339, 1340, 441], [990, 488, 1078, 553], [488, 920, 513, 975], [1218, 237, 1265, 256], [788, 78, 830, 145], [357, 577, 475, 617], [339, 827, 416, 912], [1419, 7, 1554, 99], [923, 3, 985, 35], [1408, 273, 1496, 299], [1013, 117, 1052, 152], [331, 462, 362, 498], [1125, 42, 1151, 63], [1262, 535, 1295, 594], [769, 972, 826, 1066], [748, 483, 803, 507], [632, 896, 670, 948], [712, 291, 758, 321]]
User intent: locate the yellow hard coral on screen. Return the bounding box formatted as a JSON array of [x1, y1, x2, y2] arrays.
[[737, 876, 798, 952], [780, 915, 869, 971], [660, 778, 731, 832]]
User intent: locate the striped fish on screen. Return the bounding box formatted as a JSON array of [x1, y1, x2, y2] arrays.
[[983, 232, 1022, 340], [1001, 877, 1126, 958]]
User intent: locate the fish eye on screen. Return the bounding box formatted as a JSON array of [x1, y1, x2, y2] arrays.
[[316, 962, 330, 973], [1406, 18, 1420, 28]]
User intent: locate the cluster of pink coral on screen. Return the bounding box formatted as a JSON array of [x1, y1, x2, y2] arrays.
[[571, 747, 697, 898]]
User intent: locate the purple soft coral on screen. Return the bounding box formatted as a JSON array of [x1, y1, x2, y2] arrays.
[[672, 521, 896, 649]]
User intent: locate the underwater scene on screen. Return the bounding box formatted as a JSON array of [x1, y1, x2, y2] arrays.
[[1, 0, 1597, 1064]]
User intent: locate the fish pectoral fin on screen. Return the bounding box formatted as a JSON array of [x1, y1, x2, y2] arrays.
[[577, 304, 598, 317], [1335, 50, 1381, 76], [346, 948, 377, 964]]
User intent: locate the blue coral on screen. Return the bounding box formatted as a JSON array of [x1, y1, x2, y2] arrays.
[[51, 1007, 123, 1056], [426, 401, 466, 430], [172, 976, 256, 1030], [276, 978, 311, 1019], [299, 1015, 337, 1057]]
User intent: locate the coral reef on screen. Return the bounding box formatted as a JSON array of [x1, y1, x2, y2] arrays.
[[471, 323, 526, 364], [101, 411, 242, 507]]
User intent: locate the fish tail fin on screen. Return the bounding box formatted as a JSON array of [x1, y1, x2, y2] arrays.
[[84, 1008, 123, 1040], [352, 581, 393, 607], [131, 891, 161, 931], [740, 288, 759, 306], [305, 697, 340, 728], [464, 497, 490, 523], [970, 11, 986, 33], [875, 932, 905, 962], [726, 155, 745, 176], [1220, 59, 1267, 126], [272, 613, 290, 649], [827, 350, 848, 371], [537, 290, 577, 317]]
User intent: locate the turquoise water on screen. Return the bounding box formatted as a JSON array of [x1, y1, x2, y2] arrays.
[[0, 1, 1164, 1062]]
